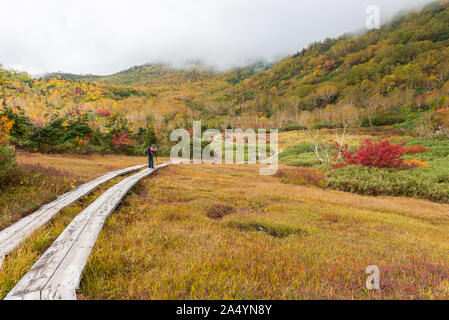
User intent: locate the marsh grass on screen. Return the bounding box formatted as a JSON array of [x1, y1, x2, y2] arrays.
[[80, 164, 449, 300], [0, 153, 148, 230], [0, 172, 137, 299], [0, 163, 84, 230], [274, 168, 325, 188]]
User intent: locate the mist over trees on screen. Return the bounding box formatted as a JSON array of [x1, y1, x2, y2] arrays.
[[0, 1, 449, 159]]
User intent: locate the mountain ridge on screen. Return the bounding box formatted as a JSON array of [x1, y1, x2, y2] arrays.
[[1, 0, 448, 155]]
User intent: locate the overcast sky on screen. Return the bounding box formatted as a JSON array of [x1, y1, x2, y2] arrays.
[[0, 0, 435, 75]]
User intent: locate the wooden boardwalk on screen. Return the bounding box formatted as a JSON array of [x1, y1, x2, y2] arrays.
[[0, 164, 146, 269], [5, 164, 168, 300]]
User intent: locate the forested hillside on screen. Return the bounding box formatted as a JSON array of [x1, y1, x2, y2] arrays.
[[1, 0, 449, 158], [219, 0, 449, 131]]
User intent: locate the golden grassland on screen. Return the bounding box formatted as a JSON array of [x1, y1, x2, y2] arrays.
[[0, 151, 448, 300], [0, 153, 149, 230], [78, 164, 449, 300], [0, 173, 134, 298], [0, 153, 170, 298], [16, 152, 150, 179]]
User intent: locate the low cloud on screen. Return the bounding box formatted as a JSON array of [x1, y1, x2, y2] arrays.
[[0, 0, 434, 75]]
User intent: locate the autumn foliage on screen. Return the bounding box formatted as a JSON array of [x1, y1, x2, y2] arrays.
[[332, 139, 409, 170], [0, 116, 13, 144], [1, 1, 449, 157], [331, 138, 432, 171], [403, 159, 429, 168], [402, 145, 430, 155], [112, 133, 134, 151], [95, 109, 112, 117]]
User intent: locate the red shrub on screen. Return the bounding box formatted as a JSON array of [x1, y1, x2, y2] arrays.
[[95, 109, 112, 117], [112, 133, 134, 150], [332, 139, 408, 171]]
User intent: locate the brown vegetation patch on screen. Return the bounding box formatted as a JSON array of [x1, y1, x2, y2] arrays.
[[275, 168, 325, 188], [321, 213, 340, 224], [205, 204, 236, 220]]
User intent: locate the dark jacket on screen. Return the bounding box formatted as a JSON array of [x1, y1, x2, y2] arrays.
[[145, 146, 157, 157]]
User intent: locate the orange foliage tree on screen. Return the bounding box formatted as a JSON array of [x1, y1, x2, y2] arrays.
[[0, 116, 13, 144]]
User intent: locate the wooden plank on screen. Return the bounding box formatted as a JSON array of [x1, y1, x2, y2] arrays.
[[5, 163, 168, 300], [0, 164, 146, 268]]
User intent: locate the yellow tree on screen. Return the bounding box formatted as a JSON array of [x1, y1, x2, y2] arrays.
[[0, 116, 13, 144]]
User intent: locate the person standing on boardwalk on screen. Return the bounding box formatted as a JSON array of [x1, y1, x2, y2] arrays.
[[145, 144, 158, 168]]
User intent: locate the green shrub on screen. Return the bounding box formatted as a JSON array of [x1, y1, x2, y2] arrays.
[[281, 142, 315, 154], [0, 145, 16, 186], [326, 165, 449, 203], [362, 113, 406, 127], [279, 143, 325, 167], [280, 156, 322, 167], [279, 124, 306, 132], [227, 221, 305, 238]]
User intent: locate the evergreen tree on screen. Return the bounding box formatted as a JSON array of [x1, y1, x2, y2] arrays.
[[146, 116, 158, 147]]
